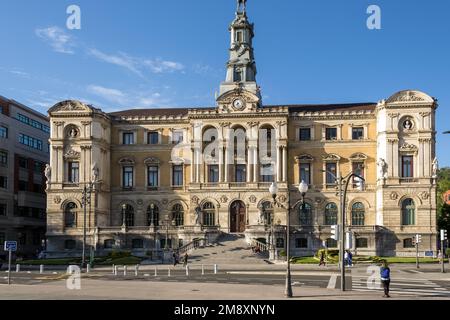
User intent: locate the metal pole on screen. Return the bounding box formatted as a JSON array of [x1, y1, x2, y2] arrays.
[[7, 249, 11, 285], [416, 240, 419, 269], [285, 202, 292, 298], [339, 176, 346, 291], [82, 186, 87, 269], [442, 240, 446, 273]]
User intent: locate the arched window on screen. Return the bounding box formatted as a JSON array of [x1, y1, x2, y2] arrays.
[[172, 204, 184, 226], [203, 202, 215, 226], [64, 240, 76, 250], [299, 203, 312, 225], [122, 204, 134, 227], [351, 202, 365, 226], [104, 239, 115, 249], [402, 198, 416, 225], [324, 203, 338, 225], [147, 204, 159, 226], [261, 201, 274, 225], [64, 202, 77, 228]]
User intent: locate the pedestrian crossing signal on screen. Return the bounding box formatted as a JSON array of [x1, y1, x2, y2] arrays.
[[414, 234, 422, 244], [441, 230, 448, 241]]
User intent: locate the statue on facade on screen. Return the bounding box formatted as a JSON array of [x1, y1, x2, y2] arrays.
[[237, 0, 247, 12], [92, 163, 100, 183], [44, 164, 51, 184], [432, 157, 439, 177], [377, 158, 387, 179], [194, 206, 202, 226]]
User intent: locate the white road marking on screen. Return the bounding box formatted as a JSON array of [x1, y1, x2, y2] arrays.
[[327, 274, 337, 289]]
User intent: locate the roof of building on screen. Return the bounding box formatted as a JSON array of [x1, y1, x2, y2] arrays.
[[108, 102, 376, 118]]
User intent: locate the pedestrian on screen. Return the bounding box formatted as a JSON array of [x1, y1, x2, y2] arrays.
[[172, 251, 178, 267], [344, 250, 349, 266], [380, 260, 391, 298], [348, 251, 353, 267], [183, 253, 189, 267], [319, 251, 326, 266]]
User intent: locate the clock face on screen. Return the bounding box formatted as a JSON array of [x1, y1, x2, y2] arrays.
[[233, 99, 245, 110]]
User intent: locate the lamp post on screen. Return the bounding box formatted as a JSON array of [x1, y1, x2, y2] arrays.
[[322, 169, 365, 291], [81, 182, 94, 269], [269, 180, 309, 298], [149, 203, 155, 226], [121, 203, 127, 227]]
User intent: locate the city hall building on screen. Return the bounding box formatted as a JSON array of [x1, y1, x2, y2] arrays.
[[45, 3, 438, 258]]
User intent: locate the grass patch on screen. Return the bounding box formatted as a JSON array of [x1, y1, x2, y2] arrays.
[[96, 256, 142, 265], [291, 256, 319, 264], [19, 258, 80, 266], [290, 255, 449, 264]]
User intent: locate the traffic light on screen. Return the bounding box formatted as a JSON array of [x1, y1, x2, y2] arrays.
[[345, 232, 353, 250], [441, 229, 448, 241], [331, 225, 340, 240], [414, 234, 422, 244]]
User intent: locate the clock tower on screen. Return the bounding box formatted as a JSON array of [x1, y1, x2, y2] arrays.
[[217, 0, 261, 110]]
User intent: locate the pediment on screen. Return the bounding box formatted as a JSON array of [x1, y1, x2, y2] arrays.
[[216, 88, 261, 114], [386, 90, 435, 104], [322, 154, 341, 161], [49, 100, 93, 114]]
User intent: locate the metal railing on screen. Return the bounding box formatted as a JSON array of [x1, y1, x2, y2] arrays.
[[178, 238, 206, 255], [250, 239, 270, 253]]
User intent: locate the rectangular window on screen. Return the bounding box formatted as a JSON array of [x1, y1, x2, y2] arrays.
[[17, 114, 49, 133], [148, 132, 159, 145], [236, 31, 243, 42], [352, 127, 364, 140], [402, 156, 414, 178], [208, 165, 219, 183], [261, 164, 274, 182], [68, 162, 79, 183], [18, 134, 43, 150], [295, 238, 308, 249], [0, 126, 8, 138], [18, 157, 28, 169], [299, 128, 311, 141], [172, 131, 184, 144], [0, 176, 7, 189], [300, 163, 311, 185], [0, 151, 7, 166], [147, 166, 159, 187], [235, 164, 246, 183], [356, 238, 368, 248], [172, 165, 183, 186], [326, 163, 337, 184], [0, 203, 6, 216], [122, 132, 134, 145], [123, 166, 134, 188], [325, 128, 337, 140], [17, 114, 30, 125], [18, 180, 28, 191], [33, 161, 43, 173]]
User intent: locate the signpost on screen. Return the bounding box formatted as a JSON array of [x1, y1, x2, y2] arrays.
[[4, 241, 17, 285]]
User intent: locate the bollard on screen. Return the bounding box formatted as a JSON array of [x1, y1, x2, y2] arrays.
[[185, 265, 189, 276], [16, 264, 20, 273], [112, 264, 115, 274], [134, 265, 139, 276], [214, 264, 218, 274], [201, 264, 205, 275], [86, 264, 91, 273], [154, 267, 158, 277], [123, 265, 127, 276], [168, 267, 171, 277], [40, 265, 44, 274], [114, 265, 118, 276]]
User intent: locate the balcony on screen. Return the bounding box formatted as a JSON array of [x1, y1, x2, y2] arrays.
[[399, 178, 419, 184]]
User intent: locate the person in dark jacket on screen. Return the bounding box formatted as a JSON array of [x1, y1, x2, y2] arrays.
[[380, 261, 391, 298], [319, 251, 326, 266]]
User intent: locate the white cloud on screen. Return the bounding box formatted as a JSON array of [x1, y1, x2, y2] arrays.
[[87, 48, 184, 76], [35, 26, 75, 54], [10, 70, 31, 78], [87, 85, 127, 105]]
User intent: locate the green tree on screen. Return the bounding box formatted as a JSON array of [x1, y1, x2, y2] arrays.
[[438, 203, 450, 232], [437, 167, 450, 231]]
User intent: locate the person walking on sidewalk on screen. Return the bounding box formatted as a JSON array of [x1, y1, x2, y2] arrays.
[[380, 261, 391, 298], [319, 251, 326, 266], [182, 253, 189, 267]]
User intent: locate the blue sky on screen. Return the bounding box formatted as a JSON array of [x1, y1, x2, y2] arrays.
[[0, 0, 449, 165]]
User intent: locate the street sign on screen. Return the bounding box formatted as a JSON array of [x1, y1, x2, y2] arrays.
[[4, 241, 17, 252], [425, 251, 434, 257]]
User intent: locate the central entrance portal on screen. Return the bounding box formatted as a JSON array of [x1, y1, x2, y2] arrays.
[[230, 200, 246, 233]]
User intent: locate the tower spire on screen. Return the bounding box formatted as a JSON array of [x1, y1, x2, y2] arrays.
[[218, 0, 260, 100]]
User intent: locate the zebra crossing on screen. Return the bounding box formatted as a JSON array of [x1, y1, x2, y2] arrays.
[[351, 273, 450, 297]]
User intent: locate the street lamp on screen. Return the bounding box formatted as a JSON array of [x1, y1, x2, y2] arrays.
[[81, 182, 94, 269], [269, 180, 309, 298], [322, 169, 365, 291], [121, 203, 127, 227], [149, 203, 155, 226]]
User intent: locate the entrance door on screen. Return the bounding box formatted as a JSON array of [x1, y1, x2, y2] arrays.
[[230, 201, 246, 233]]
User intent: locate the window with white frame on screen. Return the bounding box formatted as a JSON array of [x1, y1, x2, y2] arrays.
[[0, 150, 7, 167], [123, 166, 134, 188], [172, 165, 183, 186], [148, 131, 159, 145], [147, 165, 159, 188], [122, 132, 135, 145], [0, 126, 8, 139]]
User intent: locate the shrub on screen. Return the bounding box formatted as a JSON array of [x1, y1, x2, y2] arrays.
[[108, 250, 131, 259], [446, 248, 450, 257]]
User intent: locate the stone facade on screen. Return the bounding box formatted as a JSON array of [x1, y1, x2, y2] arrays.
[[45, 4, 438, 258]]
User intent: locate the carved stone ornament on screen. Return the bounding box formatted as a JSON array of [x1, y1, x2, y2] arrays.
[[296, 154, 314, 163], [387, 90, 428, 103], [349, 153, 368, 161], [278, 195, 287, 203], [315, 197, 323, 205], [390, 192, 399, 201], [220, 196, 228, 204], [322, 154, 341, 161], [54, 196, 62, 204], [64, 149, 81, 160], [162, 199, 169, 206], [399, 143, 418, 152], [402, 118, 415, 131], [191, 196, 200, 205], [50, 100, 89, 112], [137, 199, 144, 206], [420, 192, 430, 200], [249, 195, 257, 203]]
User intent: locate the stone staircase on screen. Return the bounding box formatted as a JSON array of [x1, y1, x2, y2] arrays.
[[187, 233, 269, 265]]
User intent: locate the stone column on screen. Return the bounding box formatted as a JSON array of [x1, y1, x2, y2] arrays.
[[282, 146, 287, 182], [224, 146, 229, 183], [247, 146, 252, 183], [253, 147, 259, 183], [219, 145, 224, 183], [190, 148, 195, 183], [276, 147, 281, 182]]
